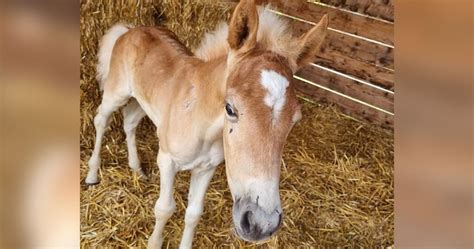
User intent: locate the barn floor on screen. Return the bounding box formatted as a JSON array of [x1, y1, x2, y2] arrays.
[[80, 1, 394, 247]]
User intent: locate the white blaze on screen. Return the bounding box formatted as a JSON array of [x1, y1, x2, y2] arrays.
[[260, 70, 289, 118]]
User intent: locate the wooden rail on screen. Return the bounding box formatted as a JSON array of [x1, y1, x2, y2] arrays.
[[294, 76, 393, 127], [297, 65, 394, 113], [318, 0, 394, 22]]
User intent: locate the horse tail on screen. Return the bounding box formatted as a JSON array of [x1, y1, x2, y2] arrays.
[[96, 23, 131, 91]]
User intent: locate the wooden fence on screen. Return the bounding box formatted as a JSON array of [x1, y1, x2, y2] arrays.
[[228, 0, 394, 128]]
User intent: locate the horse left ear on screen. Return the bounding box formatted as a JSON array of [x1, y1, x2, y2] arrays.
[[295, 14, 329, 70], [227, 0, 259, 52]]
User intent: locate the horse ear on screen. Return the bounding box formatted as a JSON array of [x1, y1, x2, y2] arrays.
[[295, 14, 328, 69], [227, 0, 259, 52]]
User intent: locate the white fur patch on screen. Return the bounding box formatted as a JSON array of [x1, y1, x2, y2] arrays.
[[260, 70, 289, 118]]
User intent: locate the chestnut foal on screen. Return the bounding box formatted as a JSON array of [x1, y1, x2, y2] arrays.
[[86, 0, 327, 248]]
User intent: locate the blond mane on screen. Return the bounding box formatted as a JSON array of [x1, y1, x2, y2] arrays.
[[194, 6, 298, 63]]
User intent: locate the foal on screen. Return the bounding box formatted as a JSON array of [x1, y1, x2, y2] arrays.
[[86, 0, 327, 248]]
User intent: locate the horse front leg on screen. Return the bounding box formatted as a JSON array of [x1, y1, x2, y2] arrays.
[[148, 151, 177, 249], [179, 166, 217, 249]]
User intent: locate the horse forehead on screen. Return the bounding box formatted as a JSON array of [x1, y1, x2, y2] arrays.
[[229, 52, 294, 113], [260, 69, 289, 100], [258, 68, 292, 115]]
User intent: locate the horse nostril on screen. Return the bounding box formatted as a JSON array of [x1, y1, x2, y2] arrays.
[[241, 211, 253, 234], [277, 213, 282, 227]]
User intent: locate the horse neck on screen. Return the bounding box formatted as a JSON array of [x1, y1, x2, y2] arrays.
[[194, 54, 228, 109]]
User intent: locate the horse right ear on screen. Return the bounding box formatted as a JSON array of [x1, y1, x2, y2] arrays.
[[227, 0, 259, 53]]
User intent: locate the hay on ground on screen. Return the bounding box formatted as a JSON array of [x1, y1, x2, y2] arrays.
[[80, 0, 394, 247]]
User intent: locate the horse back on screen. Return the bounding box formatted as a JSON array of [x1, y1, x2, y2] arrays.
[[110, 26, 194, 109]]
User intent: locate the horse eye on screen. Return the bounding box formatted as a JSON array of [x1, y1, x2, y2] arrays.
[[225, 103, 236, 117]]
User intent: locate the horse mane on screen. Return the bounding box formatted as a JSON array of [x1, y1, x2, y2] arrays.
[[194, 6, 298, 62]]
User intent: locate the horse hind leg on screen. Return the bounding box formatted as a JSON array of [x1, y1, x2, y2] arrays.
[[85, 79, 131, 185], [122, 99, 147, 178]]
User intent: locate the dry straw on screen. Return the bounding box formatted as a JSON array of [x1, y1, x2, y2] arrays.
[[80, 0, 394, 247]]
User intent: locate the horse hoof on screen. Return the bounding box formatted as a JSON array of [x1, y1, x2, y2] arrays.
[[85, 180, 100, 186], [134, 169, 148, 180], [85, 173, 100, 185]]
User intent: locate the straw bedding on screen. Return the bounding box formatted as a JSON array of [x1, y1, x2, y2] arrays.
[[80, 0, 394, 247]]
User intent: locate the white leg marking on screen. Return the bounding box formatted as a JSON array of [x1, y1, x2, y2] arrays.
[[179, 166, 216, 249], [122, 100, 147, 177], [86, 96, 127, 184], [148, 151, 177, 249]]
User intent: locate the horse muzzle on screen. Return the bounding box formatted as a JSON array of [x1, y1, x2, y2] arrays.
[[232, 196, 283, 242]]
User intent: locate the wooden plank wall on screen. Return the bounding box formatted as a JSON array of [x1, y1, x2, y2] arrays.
[[226, 0, 395, 128], [318, 0, 394, 22]]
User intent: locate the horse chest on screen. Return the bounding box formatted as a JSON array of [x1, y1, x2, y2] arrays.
[[166, 115, 225, 172], [173, 139, 224, 172]]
